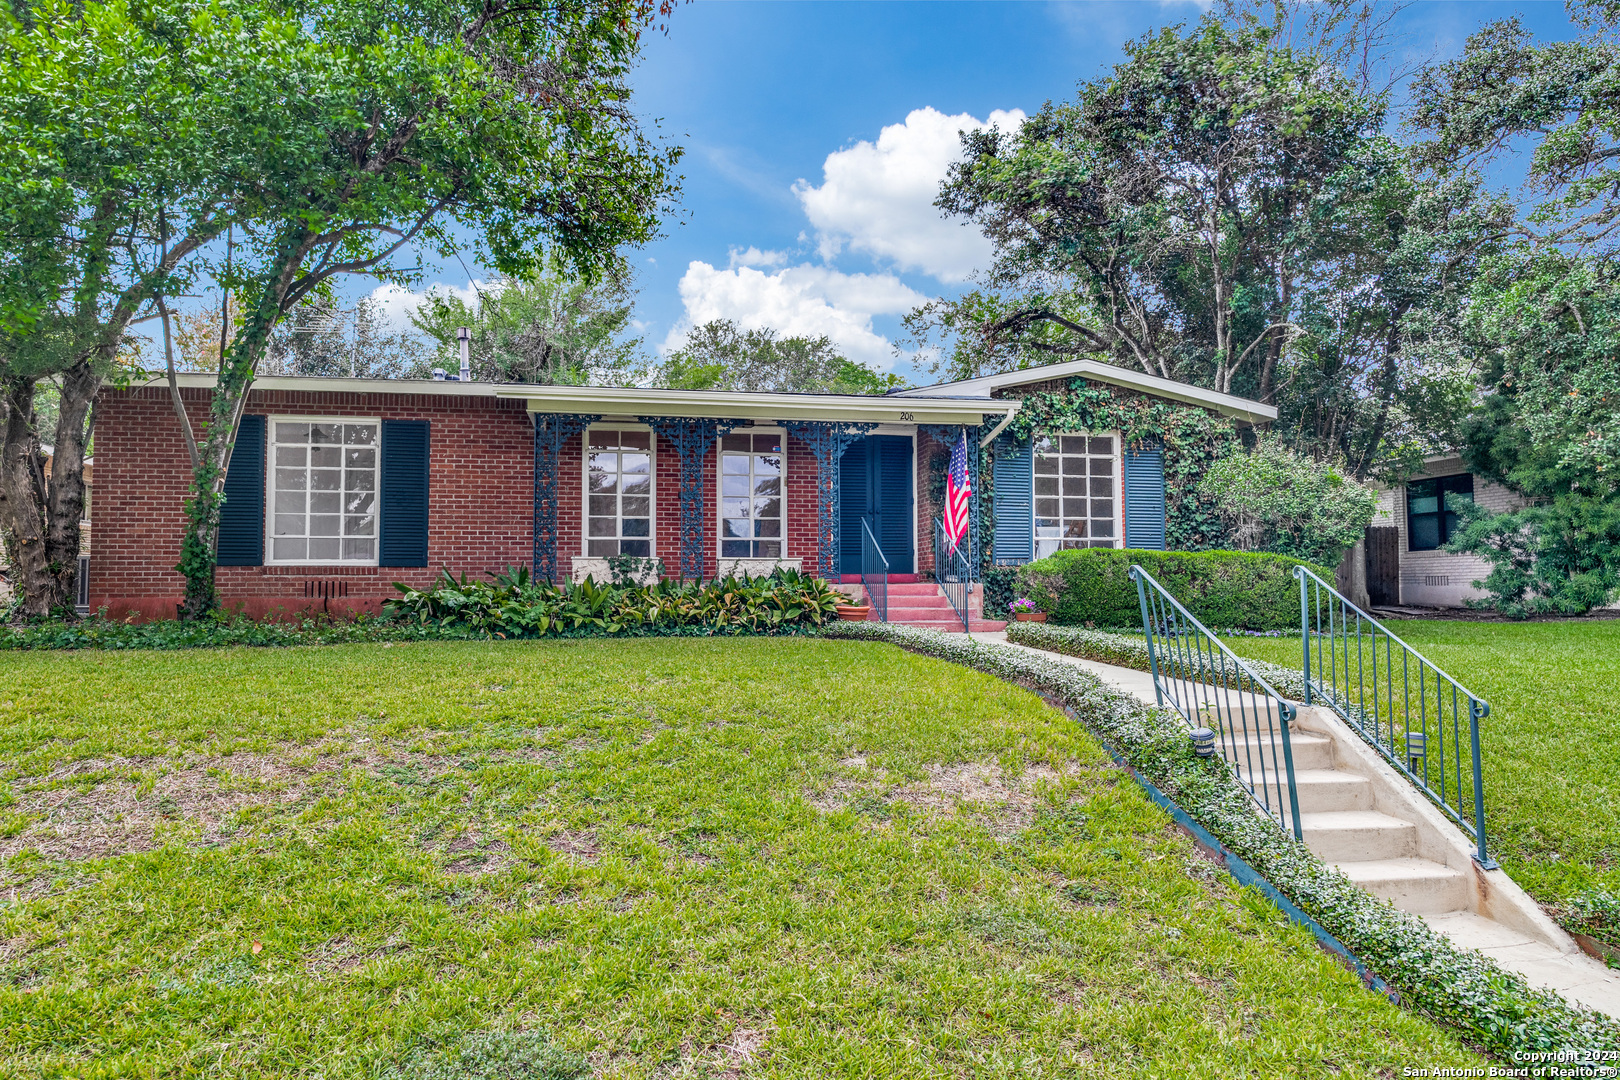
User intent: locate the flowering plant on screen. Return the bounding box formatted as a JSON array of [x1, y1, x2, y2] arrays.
[[1009, 597, 1041, 614]]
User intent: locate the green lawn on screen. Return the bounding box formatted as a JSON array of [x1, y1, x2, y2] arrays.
[[1223, 619, 1620, 921], [0, 639, 1480, 1077]]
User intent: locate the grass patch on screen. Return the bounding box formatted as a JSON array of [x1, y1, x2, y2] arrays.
[[1222, 619, 1620, 930], [0, 639, 1481, 1076]]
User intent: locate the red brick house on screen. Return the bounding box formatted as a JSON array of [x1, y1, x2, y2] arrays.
[[88, 360, 1274, 623]]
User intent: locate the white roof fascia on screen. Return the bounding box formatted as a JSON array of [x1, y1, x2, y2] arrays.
[[492, 384, 1018, 425], [894, 358, 1277, 423], [146, 373, 501, 397], [141, 373, 1018, 425]]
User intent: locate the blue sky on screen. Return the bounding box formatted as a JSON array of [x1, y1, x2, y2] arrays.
[[369, 0, 1585, 386]]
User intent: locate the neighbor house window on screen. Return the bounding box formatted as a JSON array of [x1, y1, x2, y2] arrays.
[[1033, 433, 1117, 557], [719, 431, 783, 559], [1407, 473, 1473, 551], [268, 419, 378, 563], [587, 429, 652, 557]]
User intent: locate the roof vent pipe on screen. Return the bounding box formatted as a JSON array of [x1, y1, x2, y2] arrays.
[[457, 326, 471, 383], [431, 368, 447, 381]]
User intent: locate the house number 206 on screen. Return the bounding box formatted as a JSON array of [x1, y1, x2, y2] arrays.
[[898, 412, 914, 421]]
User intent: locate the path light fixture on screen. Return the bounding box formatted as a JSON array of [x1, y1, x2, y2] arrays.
[[1190, 727, 1216, 759], [1406, 731, 1427, 771]]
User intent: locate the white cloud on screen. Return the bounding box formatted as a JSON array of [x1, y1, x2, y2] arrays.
[[794, 106, 1025, 284], [663, 261, 929, 370], [727, 246, 788, 270], [366, 281, 487, 333]]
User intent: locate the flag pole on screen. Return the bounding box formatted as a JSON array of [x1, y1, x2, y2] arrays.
[[963, 424, 971, 640]]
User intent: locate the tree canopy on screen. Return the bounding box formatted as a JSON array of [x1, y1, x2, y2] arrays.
[[657, 320, 906, 395]]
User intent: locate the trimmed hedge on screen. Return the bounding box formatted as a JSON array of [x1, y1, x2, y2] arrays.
[[1016, 548, 1338, 631], [825, 621, 1620, 1058]]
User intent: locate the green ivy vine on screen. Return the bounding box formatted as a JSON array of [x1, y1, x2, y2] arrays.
[[1001, 377, 1240, 551]]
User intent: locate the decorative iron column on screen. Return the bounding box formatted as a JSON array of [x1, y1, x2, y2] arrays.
[[532, 413, 601, 583], [919, 422, 985, 581], [638, 417, 746, 581], [778, 420, 877, 580]]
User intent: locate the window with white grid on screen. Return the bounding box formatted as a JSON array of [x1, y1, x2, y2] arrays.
[[586, 429, 653, 557], [1033, 433, 1117, 557], [268, 420, 378, 564], [719, 431, 783, 559]]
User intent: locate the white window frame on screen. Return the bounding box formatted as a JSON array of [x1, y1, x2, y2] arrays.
[[715, 427, 788, 560], [264, 415, 382, 567], [1032, 429, 1123, 558], [582, 424, 657, 559]]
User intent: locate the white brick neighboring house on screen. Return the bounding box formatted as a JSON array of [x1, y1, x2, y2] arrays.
[[1370, 455, 1527, 608]]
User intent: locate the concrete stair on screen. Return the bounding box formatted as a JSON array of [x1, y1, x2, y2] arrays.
[[857, 581, 1007, 633], [992, 633, 1620, 1019]]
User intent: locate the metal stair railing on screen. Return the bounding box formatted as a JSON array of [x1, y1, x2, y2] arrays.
[[1294, 566, 1495, 867], [932, 517, 970, 632], [860, 517, 889, 623], [1131, 564, 1304, 840]]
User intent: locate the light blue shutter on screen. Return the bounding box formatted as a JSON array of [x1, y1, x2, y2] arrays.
[[1123, 445, 1166, 550], [992, 436, 1034, 563]]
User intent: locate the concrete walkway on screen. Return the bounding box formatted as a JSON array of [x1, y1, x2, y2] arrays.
[[978, 630, 1620, 1020]]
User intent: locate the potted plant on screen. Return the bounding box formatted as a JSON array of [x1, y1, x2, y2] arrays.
[[836, 595, 872, 621], [1009, 597, 1046, 623]]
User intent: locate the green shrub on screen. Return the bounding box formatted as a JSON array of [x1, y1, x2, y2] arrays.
[[1198, 439, 1376, 566], [1445, 493, 1620, 618], [1015, 548, 1336, 631], [386, 565, 842, 637]]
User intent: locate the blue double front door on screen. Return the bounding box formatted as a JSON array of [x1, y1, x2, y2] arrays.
[[838, 435, 915, 575]]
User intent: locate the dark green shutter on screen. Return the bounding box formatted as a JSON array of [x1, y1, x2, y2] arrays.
[[992, 436, 1033, 563], [837, 437, 869, 577], [1123, 445, 1166, 550], [217, 414, 265, 566], [379, 419, 429, 567], [874, 436, 914, 574]]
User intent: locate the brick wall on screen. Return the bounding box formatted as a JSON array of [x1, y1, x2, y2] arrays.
[[1380, 456, 1527, 607], [91, 386, 536, 620], [91, 394, 828, 619]]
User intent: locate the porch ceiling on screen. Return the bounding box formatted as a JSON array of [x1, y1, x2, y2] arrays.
[[491, 384, 1019, 426]]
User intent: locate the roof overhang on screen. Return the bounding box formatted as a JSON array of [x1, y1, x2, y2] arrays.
[[492, 383, 1017, 426], [140, 372, 1018, 427], [893, 358, 1277, 424]]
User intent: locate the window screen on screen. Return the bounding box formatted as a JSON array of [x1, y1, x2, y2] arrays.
[[1407, 473, 1473, 551], [269, 420, 378, 563], [1033, 434, 1117, 557], [719, 432, 783, 559], [587, 429, 652, 557]]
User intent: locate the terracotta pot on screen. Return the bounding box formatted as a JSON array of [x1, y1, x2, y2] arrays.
[[836, 604, 872, 621], [1014, 611, 1047, 622]]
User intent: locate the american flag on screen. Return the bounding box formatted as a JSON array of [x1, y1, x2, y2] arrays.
[[944, 429, 971, 554]]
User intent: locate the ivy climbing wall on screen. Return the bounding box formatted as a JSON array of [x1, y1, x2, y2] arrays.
[[995, 376, 1241, 555]]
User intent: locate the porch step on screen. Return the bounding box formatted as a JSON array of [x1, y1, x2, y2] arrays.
[[1334, 857, 1471, 914], [1225, 732, 1336, 771], [1297, 811, 1419, 862], [1262, 769, 1373, 812]]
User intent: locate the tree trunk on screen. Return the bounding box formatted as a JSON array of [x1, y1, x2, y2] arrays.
[[0, 376, 59, 617], [43, 359, 99, 607]]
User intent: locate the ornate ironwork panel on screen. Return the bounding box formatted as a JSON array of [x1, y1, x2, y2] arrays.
[[779, 420, 878, 579], [918, 423, 984, 580], [532, 413, 600, 583], [638, 416, 746, 580]]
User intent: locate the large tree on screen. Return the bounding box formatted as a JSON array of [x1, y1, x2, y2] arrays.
[[0, 0, 238, 615], [160, 0, 680, 617], [408, 270, 644, 385], [1412, 0, 1620, 499], [657, 320, 906, 395], [933, 16, 1387, 404]]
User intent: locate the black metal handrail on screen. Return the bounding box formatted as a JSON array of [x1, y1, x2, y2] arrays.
[[1131, 564, 1304, 839], [860, 517, 889, 623], [932, 517, 970, 632], [1295, 566, 1495, 867]]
